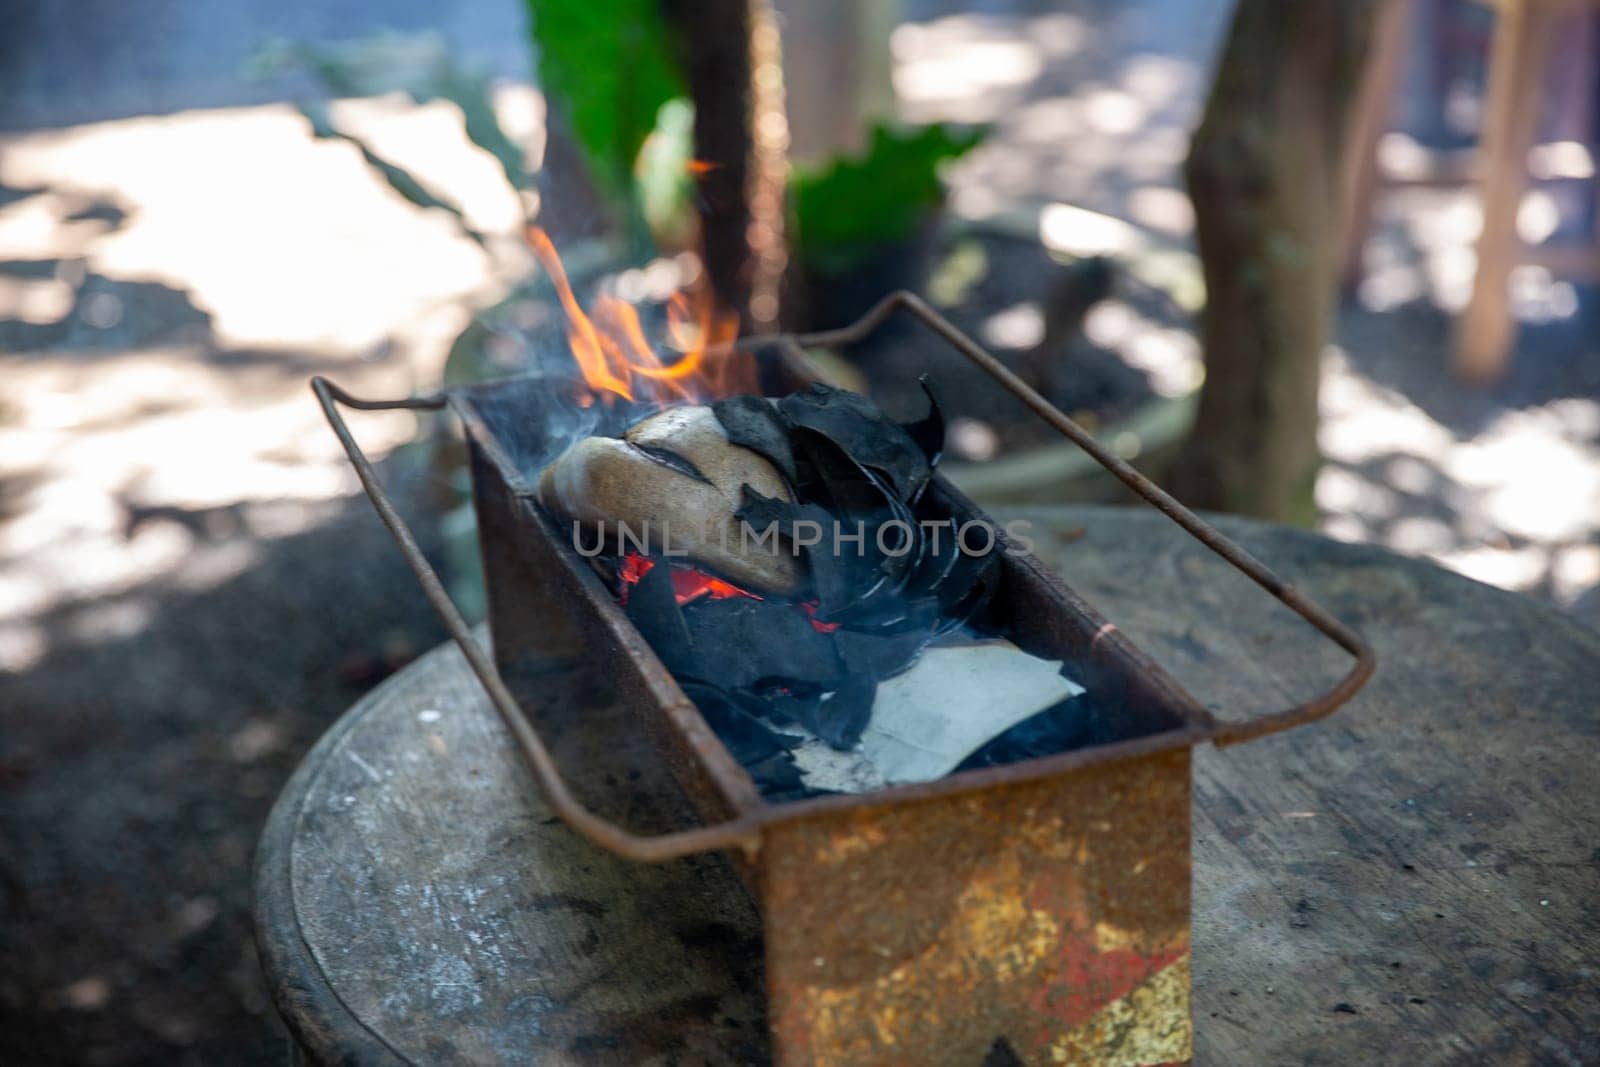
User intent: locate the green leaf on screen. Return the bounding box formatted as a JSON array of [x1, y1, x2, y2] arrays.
[[790, 122, 986, 274], [525, 0, 686, 205]]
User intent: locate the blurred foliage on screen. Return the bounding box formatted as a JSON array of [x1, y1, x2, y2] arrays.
[[524, 0, 687, 207], [262, 25, 695, 253], [296, 100, 491, 249], [253, 33, 529, 253], [255, 32, 530, 190], [790, 122, 986, 275], [634, 97, 698, 252], [258, 31, 984, 290]]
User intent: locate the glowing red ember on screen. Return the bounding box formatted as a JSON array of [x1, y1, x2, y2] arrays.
[[617, 551, 840, 633], [799, 601, 842, 633], [617, 552, 760, 607]]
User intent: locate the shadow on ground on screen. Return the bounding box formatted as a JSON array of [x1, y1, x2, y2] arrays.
[[0, 476, 446, 1066], [1339, 293, 1600, 440]]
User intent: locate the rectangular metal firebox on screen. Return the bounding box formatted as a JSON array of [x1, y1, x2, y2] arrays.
[[316, 293, 1372, 1065]]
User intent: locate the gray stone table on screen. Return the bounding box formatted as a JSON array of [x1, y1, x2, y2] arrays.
[[255, 505, 1600, 1064]]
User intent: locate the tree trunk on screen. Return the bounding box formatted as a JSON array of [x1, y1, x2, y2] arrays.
[[775, 0, 895, 166], [662, 0, 788, 331], [1171, 1, 1382, 523]]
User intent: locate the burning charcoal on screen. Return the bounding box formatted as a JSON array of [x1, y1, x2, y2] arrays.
[[712, 395, 798, 488], [791, 428, 921, 565], [779, 383, 932, 502], [538, 405, 804, 594], [757, 677, 874, 751], [955, 553, 1003, 627], [679, 682, 800, 761], [953, 692, 1102, 773], [742, 752, 809, 799], [806, 676, 876, 749], [788, 425, 897, 522], [679, 682, 806, 796], [818, 588, 945, 637], [790, 430, 916, 596], [758, 688, 815, 729], [740, 430, 945, 631], [679, 598, 846, 692], [835, 628, 932, 681], [900, 376, 947, 475], [935, 541, 1003, 624], [736, 491, 862, 616], [623, 557, 699, 677], [905, 518, 966, 598]]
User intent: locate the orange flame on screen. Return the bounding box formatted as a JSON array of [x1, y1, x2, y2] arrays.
[[617, 552, 839, 631], [525, 225, 749, 405]]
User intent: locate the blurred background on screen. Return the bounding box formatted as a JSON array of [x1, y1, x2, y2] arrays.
[[1, 0, 1596, 1062]]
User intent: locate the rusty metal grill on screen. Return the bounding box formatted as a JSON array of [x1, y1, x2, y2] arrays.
[[313, 292, 1373, 1064]]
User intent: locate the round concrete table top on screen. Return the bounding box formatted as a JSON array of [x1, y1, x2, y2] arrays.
[[256, 506, 1600, 1064]]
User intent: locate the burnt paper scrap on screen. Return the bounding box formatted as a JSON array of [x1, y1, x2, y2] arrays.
[[790, 637, 1084, 791]]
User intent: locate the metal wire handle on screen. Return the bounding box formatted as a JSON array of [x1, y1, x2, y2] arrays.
[[789, 291, 1376, 746], [312, 377, 767, 862], [312, 292, 1373, 862]]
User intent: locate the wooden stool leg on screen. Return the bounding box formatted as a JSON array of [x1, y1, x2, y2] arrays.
[[1342, 0, 1415, 291], [1455, 1, 1559, 383]]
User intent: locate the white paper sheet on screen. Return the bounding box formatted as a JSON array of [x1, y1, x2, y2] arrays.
[[791, 639, 1084, 792]]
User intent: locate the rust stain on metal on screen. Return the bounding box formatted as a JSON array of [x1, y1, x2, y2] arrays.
[[761, 750, 1192, 1065]]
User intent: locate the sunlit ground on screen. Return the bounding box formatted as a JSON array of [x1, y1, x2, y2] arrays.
[[1320, 350, 1600, 607], [0, 90, 544, 670]]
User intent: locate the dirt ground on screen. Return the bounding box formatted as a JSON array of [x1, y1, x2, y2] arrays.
[[0, 488, 445, 1065], [0, 78, 510, 1067]]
